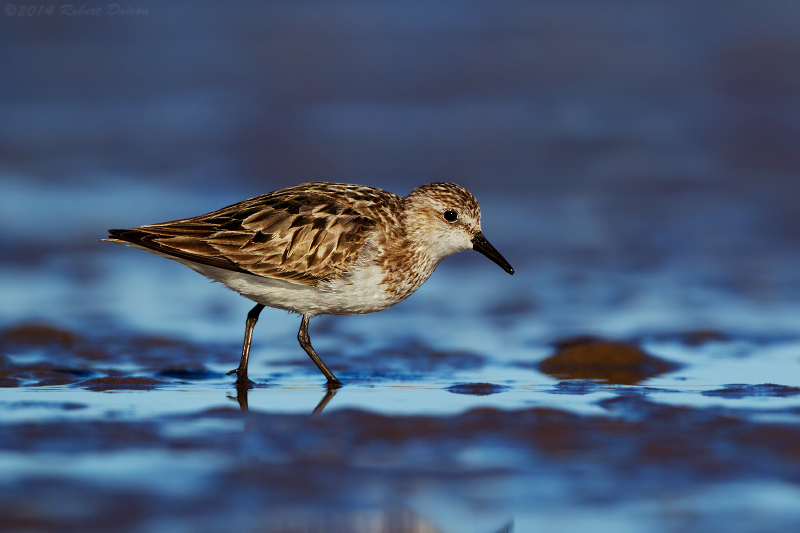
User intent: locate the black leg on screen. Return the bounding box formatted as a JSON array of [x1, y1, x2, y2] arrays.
[[227, 303, 264, 385], [298, 314, 341, 385]]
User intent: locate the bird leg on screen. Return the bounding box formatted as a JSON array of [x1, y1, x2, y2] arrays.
[[227, 303, 265, 385], [298, 315, 341, 385]]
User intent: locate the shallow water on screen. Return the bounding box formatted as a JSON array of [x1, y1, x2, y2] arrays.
[[4, 1, 800, 531], [3, 259, 800, 533], [5, 165, 800, 531]]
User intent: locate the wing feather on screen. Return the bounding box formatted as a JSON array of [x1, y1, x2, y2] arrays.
[[107, 182, 399, 286]]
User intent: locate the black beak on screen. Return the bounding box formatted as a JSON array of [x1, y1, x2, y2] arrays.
[[472, 232, 514, 275]]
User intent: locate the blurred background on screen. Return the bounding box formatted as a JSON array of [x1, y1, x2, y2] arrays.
[[2, 0, 800, 339], [2, 2, 800, 532]]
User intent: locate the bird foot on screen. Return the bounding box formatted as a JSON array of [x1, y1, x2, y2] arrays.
[[227, 367, 254, 386]]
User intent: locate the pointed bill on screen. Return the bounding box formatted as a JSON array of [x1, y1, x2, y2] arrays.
[[472, 232, 514, 275]]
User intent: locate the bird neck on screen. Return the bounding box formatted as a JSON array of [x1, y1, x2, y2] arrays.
[[372, 210, 442, 302]]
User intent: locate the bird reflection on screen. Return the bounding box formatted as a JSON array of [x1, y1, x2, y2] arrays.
[[228, 382, 252, 411], [312, 384, 339, 414], [227, 382, 340, 414]]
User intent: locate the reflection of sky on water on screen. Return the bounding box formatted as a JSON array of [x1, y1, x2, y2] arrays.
[[0, 449, 230, 495], [646, 339, 800, 386], [4, 333, 800, 421]]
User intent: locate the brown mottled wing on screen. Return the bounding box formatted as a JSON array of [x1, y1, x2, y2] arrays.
[[107, 183, 401, 286]]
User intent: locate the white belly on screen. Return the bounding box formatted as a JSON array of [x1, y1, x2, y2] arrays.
[[120, 241, 412, 316], [192, 261, 401, 316], [112, 241, 424, 317]]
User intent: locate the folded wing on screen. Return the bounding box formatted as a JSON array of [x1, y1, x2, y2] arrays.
[[107, 183, 399, 286]]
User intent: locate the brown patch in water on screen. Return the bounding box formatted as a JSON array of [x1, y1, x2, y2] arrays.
[[77, 376, 167, 391], [0, 377, 20, 388], [537, 337, 681, 385], [447, 383, 509, 396], [0, 362, 94, 387], [0, 322, 234, 381], [0, 323, 78, 348]]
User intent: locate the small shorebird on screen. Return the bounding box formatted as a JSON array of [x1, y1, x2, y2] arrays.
[[105, 182, 513, 386]]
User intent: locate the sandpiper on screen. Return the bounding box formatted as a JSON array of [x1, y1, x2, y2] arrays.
[[105, 182, 513, 385]]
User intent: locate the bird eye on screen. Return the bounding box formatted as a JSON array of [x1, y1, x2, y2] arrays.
[[443, 209, 458, 222]]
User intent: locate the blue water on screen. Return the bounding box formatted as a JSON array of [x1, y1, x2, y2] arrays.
[[3, 1, 800, 531]]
